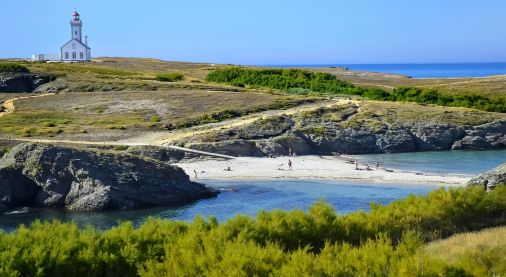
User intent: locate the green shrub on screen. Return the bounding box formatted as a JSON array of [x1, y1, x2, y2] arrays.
[[155, 72, 184, 82], [206, 67, 506, 113], [0, 186, 504, 276], [112, 145, 129, 151], [390, 87, 506, 113], [0, 62, 30, 73], [149, 115, 161, 122]]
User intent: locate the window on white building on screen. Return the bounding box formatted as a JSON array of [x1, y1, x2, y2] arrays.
[[72, 52, 76, 59], [80, 52, 84, 59], [65, 52, 69, 59]]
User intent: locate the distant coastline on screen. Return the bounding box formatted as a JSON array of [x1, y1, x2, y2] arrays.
[[257, 62, 506, 78]]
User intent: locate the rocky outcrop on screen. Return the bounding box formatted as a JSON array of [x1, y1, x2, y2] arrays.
[[181, 118, 506, 156], [468, 163, 506, 190], [0, 73, 55, 93], [0, 143, 217, 212], [452, 120, 506, 150]]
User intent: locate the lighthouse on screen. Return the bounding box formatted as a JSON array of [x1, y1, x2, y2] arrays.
[[60, 11, 91, 62]]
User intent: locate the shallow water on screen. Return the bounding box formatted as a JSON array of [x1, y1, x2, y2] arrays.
[[353, 149, 506, 175], [0, 180, 437, 232]]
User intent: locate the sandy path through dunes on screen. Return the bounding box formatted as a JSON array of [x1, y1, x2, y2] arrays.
[[0, 93, 55, 117], [136, 98, 360, 145]]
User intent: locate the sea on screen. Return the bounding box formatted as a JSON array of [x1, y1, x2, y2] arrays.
[[1, 149, 504, 232], [262, 63, 506, 78]]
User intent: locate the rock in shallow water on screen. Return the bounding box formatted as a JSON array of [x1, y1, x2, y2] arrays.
[[0, 143, 217, 212], [468, 163, 506, 191]]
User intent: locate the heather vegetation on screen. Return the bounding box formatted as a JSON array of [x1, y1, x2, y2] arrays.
[[0, 186, 504, 276], [206, 67, 506, 112]]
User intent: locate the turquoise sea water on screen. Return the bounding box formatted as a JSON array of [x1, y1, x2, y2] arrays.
[[266, 63, 506, 78], [0, 150, 504, 232], [353, 149, 506, 175]]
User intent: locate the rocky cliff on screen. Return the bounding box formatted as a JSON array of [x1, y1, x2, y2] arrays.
[[0, 143, 217, 212], [468, 163, 506, 191], [178, 108, 506, 157], [0, 73, 55, 93]]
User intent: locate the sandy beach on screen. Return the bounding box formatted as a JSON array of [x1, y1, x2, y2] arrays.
[[176, 155, 470, 186]]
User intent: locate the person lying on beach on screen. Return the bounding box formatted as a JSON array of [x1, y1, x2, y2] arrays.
[[223, 167, 232, 171], [366, 165, 373, 171]]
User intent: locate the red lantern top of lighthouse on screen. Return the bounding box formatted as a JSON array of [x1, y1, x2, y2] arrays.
[[72, 11, 80, 21]]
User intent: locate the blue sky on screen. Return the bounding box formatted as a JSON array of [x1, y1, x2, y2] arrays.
[[1, 0, 505, 64]]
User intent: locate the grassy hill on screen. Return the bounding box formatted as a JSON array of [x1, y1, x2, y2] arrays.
[[0, 58, 505, 139]]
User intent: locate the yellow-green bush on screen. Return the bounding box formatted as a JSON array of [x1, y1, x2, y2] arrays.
[[0, 186, 505, 276], [155, 72, 184, 82]]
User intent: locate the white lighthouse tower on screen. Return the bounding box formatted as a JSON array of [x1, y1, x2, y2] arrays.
[[61, 11, 91, 62]]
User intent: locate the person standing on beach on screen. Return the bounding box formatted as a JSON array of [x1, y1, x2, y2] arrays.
[[288, 159, 293, 170], [355, 160, 359, 170], [193, 170, 198, 179]]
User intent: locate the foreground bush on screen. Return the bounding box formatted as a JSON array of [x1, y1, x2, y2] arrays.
[[155, 72, 184, 82], [0, 62, 30, 73], [207, 67, 505, 112], [0, 186, 505, 276]]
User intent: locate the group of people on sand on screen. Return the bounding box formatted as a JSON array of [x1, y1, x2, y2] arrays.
[[355, 160, 380, 171], [193, 166, 233, 179]]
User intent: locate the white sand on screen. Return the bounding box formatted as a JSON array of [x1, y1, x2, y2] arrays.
[[176, 155, 470, 186]]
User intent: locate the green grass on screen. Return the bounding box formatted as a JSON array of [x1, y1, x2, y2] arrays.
[[0, 110, 148, 137], [0, 111, 78, 137], [0, 63, 29, 73], [424, 227, 506, 276], [155, 72, 184, 82], [26, 62, 139, 77], [354, 101, 505, 127], [0, 186, 504, 276]]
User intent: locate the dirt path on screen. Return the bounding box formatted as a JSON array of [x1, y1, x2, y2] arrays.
[[118, 98, 359, 145], [0, 93, 55, 117], [3, 98, 359, 158]]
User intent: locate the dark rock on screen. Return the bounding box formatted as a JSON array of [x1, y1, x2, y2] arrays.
[[309, 128, 380, 154], [376, 127, 417, 153], [272, 133, 314, 155], [453, 120, 506, 150], [190, 140, 265, 157], [127, 146, 188, 163], [0, 73, 55, 93], [180, 116, 506, 156], [0, 143, 217, 212], [410, 124, 465, 151], [468, 163, 506, 191], [0, 203, 7, 212]]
